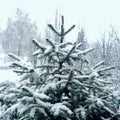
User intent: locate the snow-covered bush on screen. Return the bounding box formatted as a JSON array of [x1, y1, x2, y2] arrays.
[[1, 16, 120, 120]]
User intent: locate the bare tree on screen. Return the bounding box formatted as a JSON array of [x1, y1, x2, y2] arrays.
[[91, 27, 119, 65], [90, 27, 120, 86], [1, 8, 39, 59]]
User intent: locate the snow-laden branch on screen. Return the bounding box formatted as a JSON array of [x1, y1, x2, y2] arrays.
[[10, 62, 29, 70], [59, 42, 72, 48], [8, 53, 21, 61], [46, 39, 55, 48], [22, 86, 52, 108], [32, 39, 46, 51], [92, 61, 105, 69], [50, 103, 73, 117], [33, 49, 41, 56], [74, 75, 89, 80], [97, 66, 115, 74], [78, 48, 94, 55], [36, 64, 59, 68], [60, 44, 76, 63], [54, 74, 68, 79]]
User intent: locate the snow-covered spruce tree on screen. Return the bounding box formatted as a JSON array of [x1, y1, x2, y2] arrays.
[[0, 80, 20, 120], [1, 16, 120, 120]]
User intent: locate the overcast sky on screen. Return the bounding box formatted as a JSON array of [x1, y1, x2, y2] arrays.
[[0, 0, 120, 42]]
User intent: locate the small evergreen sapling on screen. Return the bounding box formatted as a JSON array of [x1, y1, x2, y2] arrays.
[[1, 16, 119, 120]]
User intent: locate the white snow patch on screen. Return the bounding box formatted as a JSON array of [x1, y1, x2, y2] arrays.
[[0, 69, 19, 83], [50, 103, 73, 116]]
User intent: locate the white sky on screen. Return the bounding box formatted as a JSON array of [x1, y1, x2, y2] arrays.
[[0, 0, 120, 42]]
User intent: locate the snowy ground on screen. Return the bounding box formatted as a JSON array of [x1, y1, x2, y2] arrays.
[[0, 53, 19, 83], [0, 69, 19, 83]]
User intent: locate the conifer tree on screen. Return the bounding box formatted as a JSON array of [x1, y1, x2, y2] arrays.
[[0, 16, 119, 120]]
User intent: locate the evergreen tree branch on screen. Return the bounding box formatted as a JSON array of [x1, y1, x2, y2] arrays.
[[10, 62, 29, 70], [60, 43, 76, 64], [92, 61, 105, 69], [46, 39, 55, 48], [48, 24, 60, 36], [32, 39, 46, 51], [59, 42, 72, 48], [8, 53, 21, 61], [78, 48, 94, 55], [36, 64, 58, 68], [97, 66, 115, 74], [33, 49, 41, 56], [63, 25, 75, 36], [13, 70, 30, 73]]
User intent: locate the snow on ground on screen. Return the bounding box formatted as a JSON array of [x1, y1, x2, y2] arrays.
[[0, 53, 19, 83], [0, 69, 19, 83]]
